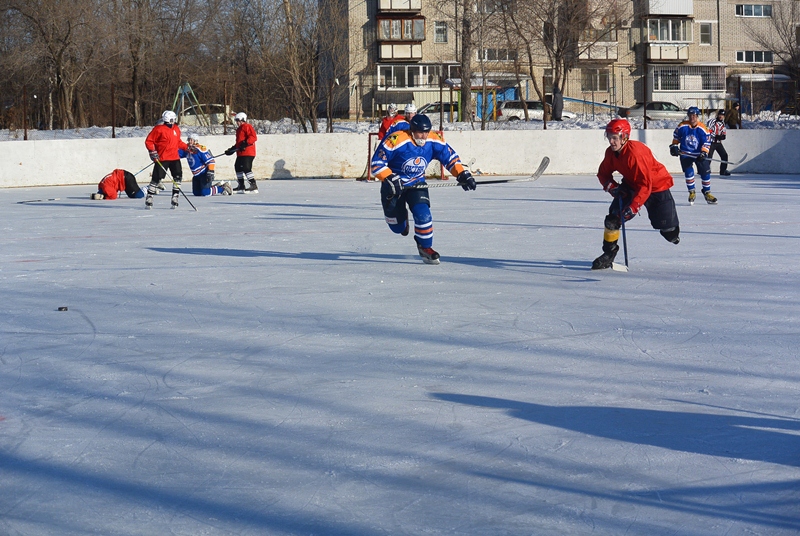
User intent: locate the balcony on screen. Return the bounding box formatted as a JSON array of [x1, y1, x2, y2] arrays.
[[579, 43, 618, 62], [647, 43, 689, 61], [379, 43, 423, 61], [646, 0, 692, 16], [378, 0, 421, 12]]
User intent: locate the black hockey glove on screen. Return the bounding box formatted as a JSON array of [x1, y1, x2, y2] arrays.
[[224, 146, 236, 156], [604, 181, 621, 198], [621, 205, 637, 222], [697, 152, 707, 162], [238, 141, 249, 151], [457, 170, 477, 191], [385, 174, 404, 197], [148, 150, 160, 162], [669, 145, 681, 157], [206, 170, 215, 183], [716, 134, 726, 141]]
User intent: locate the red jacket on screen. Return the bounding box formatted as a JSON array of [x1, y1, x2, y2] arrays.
[[235, 122, 257, 157], [145, 124, 188, 161], [378, 115, 403, 138], [98, 169, 127, 200], [597, 139, 674, 213]]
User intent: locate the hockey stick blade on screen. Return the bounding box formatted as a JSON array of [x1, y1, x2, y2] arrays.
[[414, 156, 550, 188], [611, 262, 629, 272]]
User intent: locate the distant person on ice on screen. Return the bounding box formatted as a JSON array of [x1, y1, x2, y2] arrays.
[[224, 112, 258, 194], [144, 110, 189, 209], [370, 113, 476, 265], [670, 106, 716, 205], [591, 119, 680, 270], [180, 137, 232, 196], [92, 169, 145, 200], [378, 103, 402, 139], [706, 109, 732, 176]]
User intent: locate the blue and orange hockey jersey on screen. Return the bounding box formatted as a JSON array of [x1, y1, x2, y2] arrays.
[[370, 131, 466, 188]]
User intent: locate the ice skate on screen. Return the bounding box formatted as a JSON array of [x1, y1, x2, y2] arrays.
[[145, 194, 153, 209], [245, 179, 259, 194], [233, 180, 246, 194], [171, 192, 179, 209], [703, 191, 718, 205], [688, 190, 696, 205], [591, 243, 619, 270], [417, 243, 440, 265], [91, 193, 104, 200], [222, 182, 232, 195]]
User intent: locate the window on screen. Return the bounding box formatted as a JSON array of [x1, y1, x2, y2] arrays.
[[735, 4, 773, 17], [581, 68, 609, 92], [580, 27, 618, 42], [377, 64, 459, 89], [434, 21, 448, 43], [652, 67, 679, 90], [377, 18, 425, 41], [478, 48, 517, 61], [648, 19, 692, 42], [736, 50, 774, 63], [699, 23, 712, 45]]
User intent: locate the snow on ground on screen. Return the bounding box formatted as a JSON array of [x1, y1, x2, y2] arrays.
[[2, 110, 800, 141], [1, 173, 798, 535]]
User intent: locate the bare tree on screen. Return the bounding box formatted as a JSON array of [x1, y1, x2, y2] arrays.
[[744, 1, 800, 80], [7, 0, 104, 129]]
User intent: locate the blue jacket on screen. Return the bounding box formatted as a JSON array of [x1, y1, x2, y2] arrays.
[[370, 130, 466, 187], [672, 121, 711, 158], [179, 145, 216, 177]]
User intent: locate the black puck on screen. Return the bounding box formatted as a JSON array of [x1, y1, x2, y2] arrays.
[[58, 307, 68, 311]]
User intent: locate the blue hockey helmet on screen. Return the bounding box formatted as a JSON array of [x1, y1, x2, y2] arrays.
[[687, 106, 700, 116], [409, 114, 432, 133]]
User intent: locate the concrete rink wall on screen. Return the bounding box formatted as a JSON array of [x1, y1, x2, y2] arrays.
[[1, 128, 797, 188]]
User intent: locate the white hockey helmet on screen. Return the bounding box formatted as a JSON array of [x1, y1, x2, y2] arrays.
[[387, 103, 398, 115], [161, 110, 177, 124], [234, 112, 247, 122], [404, 103, 416, 114]]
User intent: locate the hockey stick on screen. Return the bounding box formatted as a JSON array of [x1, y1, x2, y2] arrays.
[[156, 160, 197, 211], [680, 152, 747, 166], [411, 156, 550, 189], [133, 162, 155, 177], [613, 197, 629, 273]]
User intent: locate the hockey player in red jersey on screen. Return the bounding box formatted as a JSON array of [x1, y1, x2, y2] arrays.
[[592, 119, 680, 270], [378, 103, 402, 139], [371, 114, 476, 264], [224, 112, 258, 193], [92, 169, 145, 200], [144, 110, 189, 209]]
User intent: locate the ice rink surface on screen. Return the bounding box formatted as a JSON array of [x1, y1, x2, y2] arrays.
[[1, 173, 799, 535]]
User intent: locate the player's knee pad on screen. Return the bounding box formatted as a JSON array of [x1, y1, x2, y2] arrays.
[[660, 226, 680, 244], [604, 213, 621, 231]]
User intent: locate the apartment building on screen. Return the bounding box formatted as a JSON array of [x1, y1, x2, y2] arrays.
[[332, 0, 796, 119]]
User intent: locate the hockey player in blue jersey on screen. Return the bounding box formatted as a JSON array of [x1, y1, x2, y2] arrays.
[[371, 114, 476, 264], [180, 137, 232, 196], [669, 106, 717, 205]]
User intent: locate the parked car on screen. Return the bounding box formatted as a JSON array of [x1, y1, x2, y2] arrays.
[[617, 101, 687, 121], [496, 100, 576, 121], [417, 102, 460, 120]]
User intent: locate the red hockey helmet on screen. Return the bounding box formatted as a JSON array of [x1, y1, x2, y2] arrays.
[[605, 118, 631, 140]]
